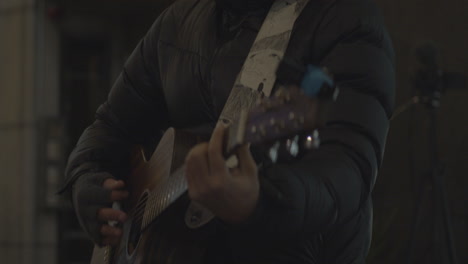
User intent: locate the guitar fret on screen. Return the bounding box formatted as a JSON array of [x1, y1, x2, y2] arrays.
[[142, 166, 188, 230], [156, 190, 163, 213]]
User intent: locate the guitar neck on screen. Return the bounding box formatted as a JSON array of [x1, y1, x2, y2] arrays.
[[141, 166, 187, 231], [224, 98, 313, 157]]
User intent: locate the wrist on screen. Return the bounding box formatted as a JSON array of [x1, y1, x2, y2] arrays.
[[222, 187, 266, 230], [219, 184, 260, 225]]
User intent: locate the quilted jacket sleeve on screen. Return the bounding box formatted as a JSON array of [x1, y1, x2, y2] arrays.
[[59, 9, 171, 192], [235, 0, 395, 240]]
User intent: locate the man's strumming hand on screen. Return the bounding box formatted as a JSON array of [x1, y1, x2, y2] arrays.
[[73, 174, 128, 247]]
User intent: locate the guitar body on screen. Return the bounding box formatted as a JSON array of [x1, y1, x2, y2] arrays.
[[91, 128, 216, 264]]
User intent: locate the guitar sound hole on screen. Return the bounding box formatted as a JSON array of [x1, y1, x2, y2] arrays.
[[127, 191, 148, 256]]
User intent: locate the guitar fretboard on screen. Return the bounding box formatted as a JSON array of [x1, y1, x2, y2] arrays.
[[141, 166, 187, 231]]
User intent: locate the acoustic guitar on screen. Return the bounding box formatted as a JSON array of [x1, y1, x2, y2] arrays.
[[90, 78, 337, 264]]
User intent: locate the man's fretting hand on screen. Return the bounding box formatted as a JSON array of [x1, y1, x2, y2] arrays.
[[185, 123, 259, 224]]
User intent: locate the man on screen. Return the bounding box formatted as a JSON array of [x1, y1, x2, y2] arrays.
[[60, 0, 395, 263]]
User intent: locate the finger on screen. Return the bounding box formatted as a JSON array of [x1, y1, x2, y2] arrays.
[[208, 122, 228, 173], [103, 178, 125, 190], [237, 144, 257, 176], [185, 143, 210, 199], [110, 190, 129, 201], [78, 185, 113, 204], [97, 208, 127, 223], [100, 225, 123, 237]]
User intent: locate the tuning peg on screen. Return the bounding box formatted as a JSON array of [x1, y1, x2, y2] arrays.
[[304, 130, 320, 149], [286, 135, 300, 157], [268, 141, 281, 163]]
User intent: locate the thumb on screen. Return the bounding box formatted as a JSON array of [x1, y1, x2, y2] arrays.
[[237, 144, 257, 177]]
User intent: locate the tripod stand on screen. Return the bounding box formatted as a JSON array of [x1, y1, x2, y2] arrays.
[[391, 42, 466, 264], [406, 100, 459, 264], [404, 59, 460, 263]]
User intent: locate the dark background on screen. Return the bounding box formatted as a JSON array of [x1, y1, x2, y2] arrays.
[[370, 0, 467, 263], [0, 0, 466, 263]]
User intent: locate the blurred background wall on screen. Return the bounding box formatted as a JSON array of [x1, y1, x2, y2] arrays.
[[0, 0, 173, 263], [1, 0, 39, 263], [0, 0, 466, 263]]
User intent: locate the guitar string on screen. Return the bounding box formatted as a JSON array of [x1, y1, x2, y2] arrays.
[[124, 166, 187, 233]]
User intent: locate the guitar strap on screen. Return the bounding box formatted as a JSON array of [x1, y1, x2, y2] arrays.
[[219, 0, 310, 125], [185, 0, 310, 229]]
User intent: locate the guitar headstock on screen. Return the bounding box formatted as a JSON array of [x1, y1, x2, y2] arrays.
[[246, 87, 322, 141], [224, 65, 338, 162], [225, 65, 338, 162]]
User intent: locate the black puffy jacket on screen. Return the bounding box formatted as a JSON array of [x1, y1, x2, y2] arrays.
[[61, 0, 395, 263]]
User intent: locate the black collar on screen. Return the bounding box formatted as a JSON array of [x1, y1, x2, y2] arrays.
[[215, 0, 273, 15]]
